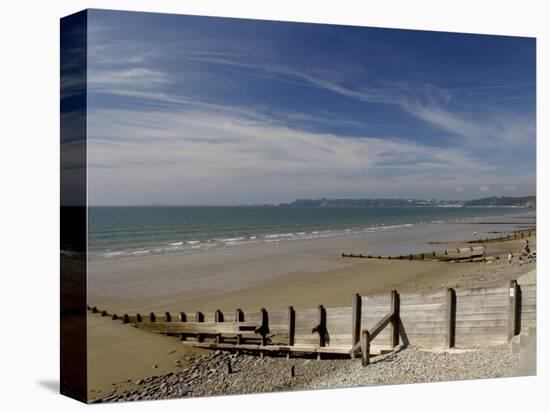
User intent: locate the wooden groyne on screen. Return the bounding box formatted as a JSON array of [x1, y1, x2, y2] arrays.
[[450, 228, 534, 245], [342, 245, 486, 262], [88, 277, 535, 366]]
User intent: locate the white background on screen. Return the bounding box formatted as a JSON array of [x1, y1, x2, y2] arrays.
[[0, 0, 547, 411]]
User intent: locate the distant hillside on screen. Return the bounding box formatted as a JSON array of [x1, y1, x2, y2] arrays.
[[279, 196, 535, 208], [463, 196, 535, 208], [279, 198, 462, 207]]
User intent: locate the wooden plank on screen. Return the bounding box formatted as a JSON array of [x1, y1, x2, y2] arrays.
[[521, 295, 536, 304], [456, 320, 509, 328], [184, 342, 353, 355], [294, 334, 318, 345], [455, 287, 508, 297], [370, 312, 393, 339], [396, 303, 447, 312], [399, 292, 447, 305], [455, 299, 509, 308], [455, 327, 508, 335], [455, 313, 509, 322], [455, 336, 508, 346], [398, 327, 447, 335], [455, 295, 510, 305], [136, 321, 259, 334], [400, 314, 446, 323], [454, 306, 509, 316], [267, 311, 288, 326]]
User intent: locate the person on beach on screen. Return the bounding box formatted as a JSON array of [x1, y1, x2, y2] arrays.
[[507, 251, 513, 265]]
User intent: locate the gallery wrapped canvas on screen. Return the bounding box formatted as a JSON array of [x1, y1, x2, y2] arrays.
[[60, 9, 536, 404]]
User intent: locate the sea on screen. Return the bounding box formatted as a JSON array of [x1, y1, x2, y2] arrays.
[[87, 206, 532, 259]]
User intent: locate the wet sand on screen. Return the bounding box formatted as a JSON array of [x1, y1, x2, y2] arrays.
[[88, 218, 534, 311]]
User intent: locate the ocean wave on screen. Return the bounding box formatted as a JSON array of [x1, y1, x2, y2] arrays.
[[132, 250, 150, 255], [265, 233, 294, 238]]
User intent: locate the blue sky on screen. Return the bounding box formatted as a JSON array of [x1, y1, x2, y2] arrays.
[[86, 9, 536, 205]]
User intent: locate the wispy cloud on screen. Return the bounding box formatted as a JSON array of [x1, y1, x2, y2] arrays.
[[186, 55, 535, 148], [87, 106, 521, 205]]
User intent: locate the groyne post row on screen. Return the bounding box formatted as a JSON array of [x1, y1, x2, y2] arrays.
[[88, 278, 535, 365], [342, 245, 486, 262]]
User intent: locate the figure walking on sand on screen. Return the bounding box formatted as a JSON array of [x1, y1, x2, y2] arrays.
[[507, 251, 513, 264]]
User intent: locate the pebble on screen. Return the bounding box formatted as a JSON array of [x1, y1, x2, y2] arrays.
[[95, 345, 522, 403]]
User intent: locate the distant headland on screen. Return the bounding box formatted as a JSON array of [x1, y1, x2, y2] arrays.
[[278, 196, 536, 208]]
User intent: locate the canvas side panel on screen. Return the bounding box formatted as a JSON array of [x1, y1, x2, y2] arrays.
[[60, 9, 88, 403]]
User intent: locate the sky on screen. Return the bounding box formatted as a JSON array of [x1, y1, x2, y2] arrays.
[[85, 9, 536, 205]]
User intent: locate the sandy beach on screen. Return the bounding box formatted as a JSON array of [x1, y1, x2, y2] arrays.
[[87, 217, 534, 312], [86, 217, 535, 399]]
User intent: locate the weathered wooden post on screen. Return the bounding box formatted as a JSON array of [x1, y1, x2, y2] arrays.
[[101, 310, 107, 317], [92, 306, 98, 313], [123, 314, 130, 324], [289, 364, 295, 378], [390, 290, 400, 348], [136, 313, 142, 322], [195, 311, 204, 342], [445, 288, 456, 348], [259, 308, 269, 357], [234, 308, 244, 322], [149, 312, 156, 322], [178, 311, 187, 341], [351, 294, 362, 357], [316, 305, 327, 360], [215, 310, 224, 343], [508, 280, 519, 342], [318, 305, 326, 348], [111, 314, 118, 320], [165, 312, 172, 322], [234, 308, 244, 345], [288, 306, 295, 348], [195, 311, 204, 322], [361, 329, 371, 367]]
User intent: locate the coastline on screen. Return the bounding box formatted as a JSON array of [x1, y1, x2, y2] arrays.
[[88, 214, 535, 312]]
